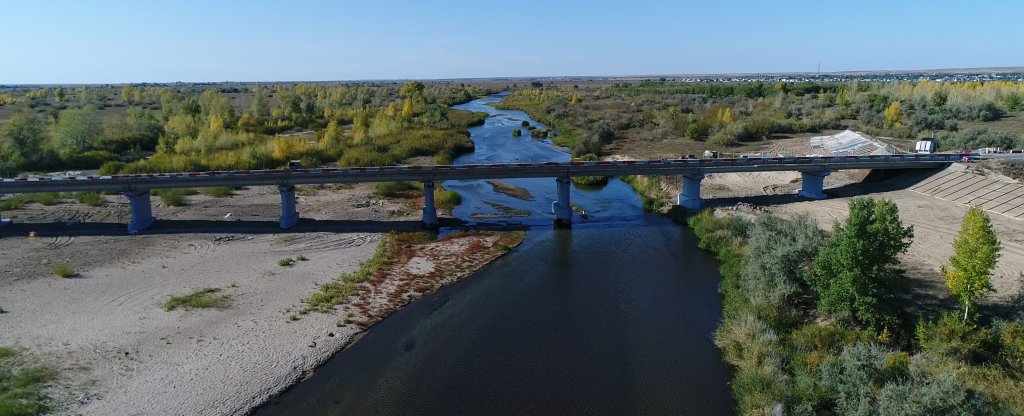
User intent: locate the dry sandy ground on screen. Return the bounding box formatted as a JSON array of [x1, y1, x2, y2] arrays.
[[0, 184, 492, 415]]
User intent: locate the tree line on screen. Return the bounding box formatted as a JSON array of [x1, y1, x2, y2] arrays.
[[689, 200, 1017, 414]]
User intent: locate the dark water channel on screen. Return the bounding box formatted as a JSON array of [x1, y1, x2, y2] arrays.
[[255, 94, 733, 415]]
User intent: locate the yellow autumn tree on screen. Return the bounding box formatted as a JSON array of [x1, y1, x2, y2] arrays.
[[401, 99, 415, 118], [883, 101, 902, 128]]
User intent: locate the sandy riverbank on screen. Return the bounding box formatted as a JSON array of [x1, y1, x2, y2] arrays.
[[0, 184, 520, 415]]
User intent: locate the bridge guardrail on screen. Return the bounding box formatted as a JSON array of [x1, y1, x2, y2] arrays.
[[0, 153, 969, 194]]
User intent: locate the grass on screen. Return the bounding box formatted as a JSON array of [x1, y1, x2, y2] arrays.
[[73, 192, 105, 206], [295, 186, 319, 197], [302, 234, 400, 313], [0, 346, 57, 416], [52, 263, 76, 278], [571, 176, 609, 187], [374, 182, 422, 199], [295, 254, 308, 262], [163, 288, 230, 311], [0, 193, 62, 210], [435, 187, 461, 211], [621, 175, 670, 211], [278, 258, 295, 267], [199, 187, 234, 198], [152, 189, 198, 207]]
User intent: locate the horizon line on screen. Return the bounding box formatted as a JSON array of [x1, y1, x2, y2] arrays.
[[5, 65, 1024, 87]]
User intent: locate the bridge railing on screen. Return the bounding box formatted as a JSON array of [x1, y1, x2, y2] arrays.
[[0, 153, 969, 194]]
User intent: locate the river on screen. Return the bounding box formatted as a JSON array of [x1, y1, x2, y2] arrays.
[[255, 94, 733, 415]]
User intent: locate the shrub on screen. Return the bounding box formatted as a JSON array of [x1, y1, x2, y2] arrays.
[[163, 288, 230, 311], [708, 125, 742, 146], [278, 258, 295, 267], [938, 128, 1021, 152], [916, 312, 998, 363], [53, 263, 76, 278], [511, 129, 522, 137], [994, 320, 1024, 371], [742, 214, 824, 322], [819, 344, 990, 415], [98, 161, 126, 175], [295, 254, 308, 262]]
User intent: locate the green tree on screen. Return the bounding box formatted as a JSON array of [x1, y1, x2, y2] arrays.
[[943, 206, 1001, 322], [810, 198, 914, 329], [249, 87, 271, 118], [53, 87, 66, 103], [1, 111, 45, 164], [399, 81, 425, 98], [54, 107, 103, 159]]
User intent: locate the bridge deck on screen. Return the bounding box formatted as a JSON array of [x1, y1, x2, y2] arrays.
[[0, 154, 970, 194]]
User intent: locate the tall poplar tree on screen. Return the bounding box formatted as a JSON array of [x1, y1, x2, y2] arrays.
[[943, 206, 1001, 322]]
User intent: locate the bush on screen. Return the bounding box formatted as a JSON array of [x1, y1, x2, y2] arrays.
[[708, 125, 742, 146], [994, 320, 1024, 371], [53, 263, 76, 278], [819, 344, 990, 415], [98, 161, 126, 175], [511, 128, 522, 137], [295, 254, 308, 262], [916, 312, 998, 364], [938, 128, 1021, 152], [278, 258, 295, 267]]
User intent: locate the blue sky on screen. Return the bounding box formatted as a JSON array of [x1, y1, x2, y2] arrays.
[[1, 0, 1021, 83]]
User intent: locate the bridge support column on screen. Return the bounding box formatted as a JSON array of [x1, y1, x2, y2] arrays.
[[552, 176, 572, 227], [677, 173, 704, 210], [278, 185, 299, 229], [422, 181, 439, 229], [124, 190, 156, 234], [798, 170, 830, 200]]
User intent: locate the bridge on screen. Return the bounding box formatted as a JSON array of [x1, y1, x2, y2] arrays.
[[0, 153, 973, 233]]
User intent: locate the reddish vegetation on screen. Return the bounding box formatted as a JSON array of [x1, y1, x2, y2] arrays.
[[347, 231, 523, 327]]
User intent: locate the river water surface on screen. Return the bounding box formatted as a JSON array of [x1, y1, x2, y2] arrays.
[[255, 94, 733, 415]]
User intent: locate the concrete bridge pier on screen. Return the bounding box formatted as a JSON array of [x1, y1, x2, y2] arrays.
[[124, 190, 156, 234], [798, 170, 831, 200], [552, 176, 572, 227], [278, 185, 299, 229], [422, 181, 439, 229], [677, 172, 705, 210]]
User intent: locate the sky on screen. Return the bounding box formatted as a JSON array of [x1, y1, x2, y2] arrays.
[[1, 0, 1022, 84]]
